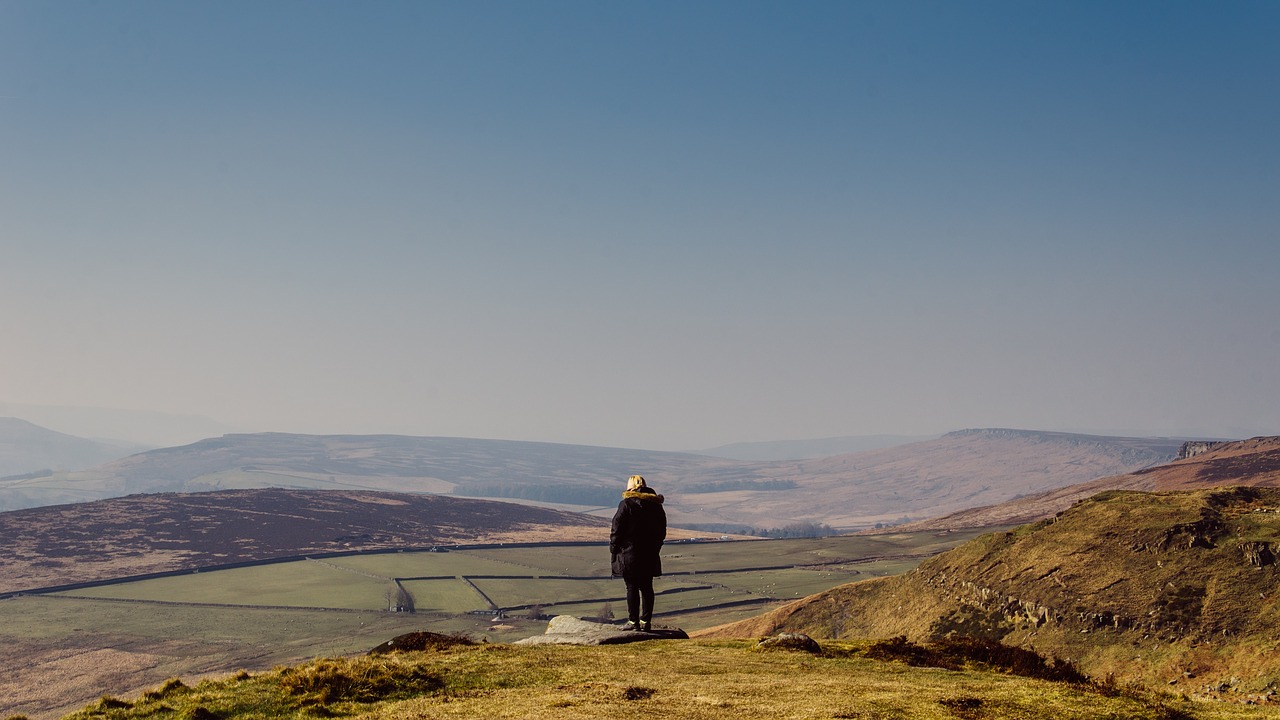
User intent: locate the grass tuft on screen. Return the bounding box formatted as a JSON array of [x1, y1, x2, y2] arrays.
[[140, 678, 188, 702], [621, 686, 655, 700], [938, 696, 984, 719], [90, 695, 132, 712], [278, 656, 444, 705], [865, 636, 959, 670]]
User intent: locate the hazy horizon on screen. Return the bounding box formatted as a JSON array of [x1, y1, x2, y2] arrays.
[[3, 2, 1277, 451]]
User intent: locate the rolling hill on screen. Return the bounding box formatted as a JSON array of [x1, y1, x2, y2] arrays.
[[692, 433, 933, 460], [0, 488, 626, 594], [0, 417, 135, 478], [891, 436, 1280, 532], [697, 485, 1280, 700], [0, 429, 1186, 530], [0, 402, 240, 448]]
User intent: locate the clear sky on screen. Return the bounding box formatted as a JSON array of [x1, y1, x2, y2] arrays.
[[2, 1, 1277, 450]]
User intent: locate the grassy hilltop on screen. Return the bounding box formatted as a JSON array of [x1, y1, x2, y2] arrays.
[[699, 486, 1280, 702], [50, 638, 1280, 720]]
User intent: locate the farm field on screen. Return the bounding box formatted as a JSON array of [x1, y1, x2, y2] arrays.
[[396, 578, 486, 613], [459, 531, 961, 575], [48, 530, 995, 621], [49, 561, 392, 609]]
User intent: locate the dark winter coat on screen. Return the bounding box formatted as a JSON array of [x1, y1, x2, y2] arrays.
[[610, 488, 666, 578]]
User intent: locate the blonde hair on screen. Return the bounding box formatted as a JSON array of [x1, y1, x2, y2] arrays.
[[626, 475, 646, 491]]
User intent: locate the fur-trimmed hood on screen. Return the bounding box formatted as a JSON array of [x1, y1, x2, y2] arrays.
[[623, 489, 664, 503]]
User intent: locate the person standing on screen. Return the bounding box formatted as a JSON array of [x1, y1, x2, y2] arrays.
[[610, 474, 666, 631]]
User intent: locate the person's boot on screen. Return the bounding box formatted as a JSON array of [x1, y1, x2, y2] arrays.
[[621, 620, 641, 631], [639, 620, 651, 632]]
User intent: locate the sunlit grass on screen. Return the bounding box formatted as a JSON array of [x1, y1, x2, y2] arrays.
[[56, 640, 1278, 720]]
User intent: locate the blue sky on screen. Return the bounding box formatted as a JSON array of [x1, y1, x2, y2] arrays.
[[2, 1, 1277, 449]]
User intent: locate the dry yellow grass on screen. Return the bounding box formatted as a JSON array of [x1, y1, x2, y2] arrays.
[[52, 641, 1280, 720]]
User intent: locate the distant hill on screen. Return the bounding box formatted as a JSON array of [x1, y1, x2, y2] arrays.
[[0, 432, 751, 512], [693, 433, 935, 461], [0, 488, 622, 594], [697, 485, 1280, 697], [0, 417, 135, 477], [890, 436, 1280, 532], [0, 402, 239, 448], [0, 429, 1184, 530], [664, 428, 1182, 531]]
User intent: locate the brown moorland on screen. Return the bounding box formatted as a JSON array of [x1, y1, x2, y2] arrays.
[[0, 488, 633, 594]]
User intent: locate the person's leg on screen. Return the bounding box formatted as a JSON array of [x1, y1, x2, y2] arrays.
[[624, 575, 640, 625], [638, 575, 655, 627]]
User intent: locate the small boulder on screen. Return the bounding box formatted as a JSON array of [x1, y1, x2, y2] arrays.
[[754, 633, 822, 654]]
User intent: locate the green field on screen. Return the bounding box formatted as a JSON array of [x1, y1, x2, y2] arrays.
[[396, 578, 488, 613], [56, 561, 391, 609], [317, 552, 531, 578], [50, 531, 995, 623]]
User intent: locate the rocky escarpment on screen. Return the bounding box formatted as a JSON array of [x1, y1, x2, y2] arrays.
[[1178, 440, 1230, 460]]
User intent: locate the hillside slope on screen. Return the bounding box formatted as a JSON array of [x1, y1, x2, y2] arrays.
[[690, 428, 1179, 530], [693, 433, 932, 460], [0, 488, 617, 593], [0, 417, 133, 477], [697, 486, 1280, 699], [0, 429, 1183, 530], [893, 436, 1280, 532]]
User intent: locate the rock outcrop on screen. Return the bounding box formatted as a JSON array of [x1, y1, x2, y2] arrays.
[[514, 615, 689, 646]]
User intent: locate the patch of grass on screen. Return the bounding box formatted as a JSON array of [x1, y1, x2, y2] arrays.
[[937, 696, 984, 719], [621, 685, 655, 700], [54, 561, 391, 610], [320, 552, 532, 578], [139, 678, 188, 702], [469, 577, 622, 607], [394, 578, 487, 613], [865, 636, 1086, 683], [278, 656, 444, 704], [89, 695, 132, 712]]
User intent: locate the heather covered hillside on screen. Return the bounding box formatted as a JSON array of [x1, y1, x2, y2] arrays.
[[0, 488, 619, 593], [0, 417, 133, 477]]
